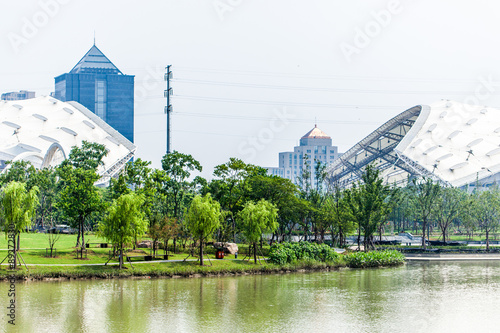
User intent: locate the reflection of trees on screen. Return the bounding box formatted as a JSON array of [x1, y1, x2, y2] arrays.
[[15, 263, 500, 331]]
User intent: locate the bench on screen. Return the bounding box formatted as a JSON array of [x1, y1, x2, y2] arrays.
[[86, 243, 110, 248], [126, 254, 169, 261]]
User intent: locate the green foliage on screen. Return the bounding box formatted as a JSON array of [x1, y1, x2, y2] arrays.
[[2, 181, 39, 234], [268, 242, 340, 265], [410, 177, 441, 248], [0, 160, 37, 187], [61, 141, 108, 171], [238, 199, 279, 244], [161, 151, 202, 219], [98, 193, 147, 247], [185, 194, 222, 242], [345, 164, 394, 250], [343, 250, 405, 268]]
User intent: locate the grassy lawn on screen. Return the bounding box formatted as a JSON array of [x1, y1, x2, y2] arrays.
[[0, 232, 223, 265]]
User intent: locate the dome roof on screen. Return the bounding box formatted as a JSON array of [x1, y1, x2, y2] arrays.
[[301, 125, 331, 139], [0, 96, 136, 185]]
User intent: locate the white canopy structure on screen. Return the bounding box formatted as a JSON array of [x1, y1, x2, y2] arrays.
[[0, 96, 136, 185], [326, 100, 500, 189]]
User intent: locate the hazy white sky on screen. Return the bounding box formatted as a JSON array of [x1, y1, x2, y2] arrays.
[[2, 0, 500, 179]]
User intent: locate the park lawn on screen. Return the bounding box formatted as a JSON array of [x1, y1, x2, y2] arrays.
[[0, 247, 204, 265], [0, 232, 108, 250]]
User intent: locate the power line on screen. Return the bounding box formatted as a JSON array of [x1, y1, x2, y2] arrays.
[[173, 94, 404, 109], [174, 66, 491, 85], [172, 78, 494, 96]]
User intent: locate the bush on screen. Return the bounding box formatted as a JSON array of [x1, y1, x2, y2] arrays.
[[344, 250, 405, 268], [268, 242, 339, 265]]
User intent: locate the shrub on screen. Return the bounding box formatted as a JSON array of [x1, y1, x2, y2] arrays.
[[268, 242, 339, 265], [344, 250, 405, 268]]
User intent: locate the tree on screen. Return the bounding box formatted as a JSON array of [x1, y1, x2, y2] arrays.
[[30, 168, 58, 228], [245, 174, 304, 243], [410, 178, 441, 249], [1, 182, 39, 269], [238, 199, 278, 264], [60, 141, 107, 171], [345, 165, 392, 251], [56, 166, 103, 250], [433, 187, 466, 243], [472, 187, 500, 251], [46, 218, 61, 258], [323, 185, 355, 247], [207, 158, 264, 242], [0, 160, 36, 187], [98, 193, 147, 269], [185, 194, 221, 266], [161, 151, 202, 219]]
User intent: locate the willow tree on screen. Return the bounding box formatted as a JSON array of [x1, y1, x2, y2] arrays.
[[98, 193, 147, 269], [238, 199, 278, 264], [2, 181, 39, 269], [185, 194, 221, 266]]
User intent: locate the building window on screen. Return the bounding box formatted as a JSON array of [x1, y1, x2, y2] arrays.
[[95, 80, 107, 120]]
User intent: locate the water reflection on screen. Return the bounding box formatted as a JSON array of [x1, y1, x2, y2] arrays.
[[3, 262, 500, 332]]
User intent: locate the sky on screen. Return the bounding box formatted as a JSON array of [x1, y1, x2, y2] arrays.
[[2, 0, 500, 179]]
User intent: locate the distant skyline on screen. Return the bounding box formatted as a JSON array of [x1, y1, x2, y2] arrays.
[[2, 0, 500, 179]]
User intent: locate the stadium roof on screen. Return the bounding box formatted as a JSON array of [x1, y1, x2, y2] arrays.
[[0, 96, 136, 185], [326, 100, 500, 188]]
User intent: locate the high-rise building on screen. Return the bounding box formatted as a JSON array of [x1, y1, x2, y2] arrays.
[[265, 125, 341, 187], [1, 90, 35, 101], [54, 44, 134, 142]]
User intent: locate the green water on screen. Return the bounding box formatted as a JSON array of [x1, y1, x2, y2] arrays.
[[2, 262, 500, 332]]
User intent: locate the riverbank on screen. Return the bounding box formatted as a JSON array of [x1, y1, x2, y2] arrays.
[[405, 253, 500, 261], [0, 253, 405, 281]]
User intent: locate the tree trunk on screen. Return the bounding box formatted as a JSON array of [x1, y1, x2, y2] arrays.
[[486, 230, 490, 251], [119, 246, 123, 269], [164, 239, 168, 260], [422, 220, 427, 249], [357, 228, 361, 251], [17, 234, 20, 251], [253, 242, 257, 264], [199, 237, 204, 266], [76, 228, 81, 248], [173, 238, 177, 253], [13, 234, 18, 270]]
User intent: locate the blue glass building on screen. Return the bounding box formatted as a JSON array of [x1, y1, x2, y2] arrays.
[[54, 45, 134, 142]]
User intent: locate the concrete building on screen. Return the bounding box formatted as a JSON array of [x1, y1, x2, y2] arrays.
[[1, 90, 35, 101], [54, 44, 134, 142], [266, 125, 341, 188]]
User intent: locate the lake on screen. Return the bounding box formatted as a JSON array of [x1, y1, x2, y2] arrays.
[[3, 261, 500, 332]]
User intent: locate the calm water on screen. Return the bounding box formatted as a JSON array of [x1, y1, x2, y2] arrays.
[[2, 262, 500, 332]]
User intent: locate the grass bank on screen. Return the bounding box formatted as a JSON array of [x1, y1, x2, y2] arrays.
[[0, 250, 405, 281]]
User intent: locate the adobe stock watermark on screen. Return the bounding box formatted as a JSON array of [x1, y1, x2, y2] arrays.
[[6, 220, 16, 326], [134, 65, 165, 103], [339, 0, 403, 63], [212, 0, 244, 21], [421, 74, 496, 151], [7, 0, 72, 55], [237, 107, 295, 161]]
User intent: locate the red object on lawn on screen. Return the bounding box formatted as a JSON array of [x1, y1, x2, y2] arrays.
[[215, 250, 224, 259]]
